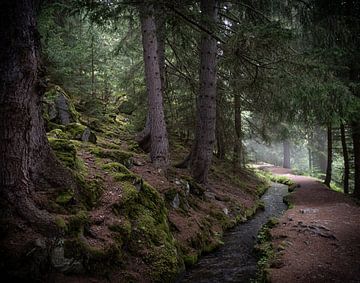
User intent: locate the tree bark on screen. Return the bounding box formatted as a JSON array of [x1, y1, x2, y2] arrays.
[[216, 95, 226, 160], [340, 123, 349, 194], [352, 120, 360, 198], [140, 3, 169, 167], [283, 140, 291, 169], [233, 92, 243, 170], [0, 0, 74, 234], [189, 0, 218, 183], [324, 125, 332, 187]]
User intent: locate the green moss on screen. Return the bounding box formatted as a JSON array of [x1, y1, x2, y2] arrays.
[[48, 138, 78, 169], [55, 216, 67, 231], [183, 253, 198, 267], [101, 162, 131, 174], [75, 174, 104, 208], [64, 237, 122, 276], [56, 190, 74, 205], [111, 179, 182, 282], [47, 129, 69, 139], [65, 123, 86, 140], [255, 218, 280, 282], [108, 219, 132, 240], [67, 210, 89, 237], [90, 148, 133, 168]]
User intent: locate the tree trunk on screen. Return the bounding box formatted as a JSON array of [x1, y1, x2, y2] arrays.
[[233, 92, 243, 170], [283, 140, 291, 169], [352, 120, 360, 198], [140, 3, 169, 167], [189, 0, 218, 183], [91, 32, 95, 97], [216, 95, 226, 160], [137, 3, 167, 154], [313, 126, 327, 173], [340, 122, 349, 194], [0, 1, 74, 234], [324, 125, 332, 187], [308, 147, 312, 171]]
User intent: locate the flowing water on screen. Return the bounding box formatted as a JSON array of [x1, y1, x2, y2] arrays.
[[180, 182, 288, 283]]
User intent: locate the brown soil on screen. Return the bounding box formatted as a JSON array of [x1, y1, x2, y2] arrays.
[[261, 165, 360, 283]]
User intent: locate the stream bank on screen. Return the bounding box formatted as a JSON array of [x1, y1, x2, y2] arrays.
[[180, 182, 288, 283]]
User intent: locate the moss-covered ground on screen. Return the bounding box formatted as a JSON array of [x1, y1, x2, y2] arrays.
[[42, 86, 270, 282]]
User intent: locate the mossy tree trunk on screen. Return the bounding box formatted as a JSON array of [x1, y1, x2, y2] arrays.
[[0, 0, 74, 233], [189, 0, 218, 183], [140, 3, 169, 168]]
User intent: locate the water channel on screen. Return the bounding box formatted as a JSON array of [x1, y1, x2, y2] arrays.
[[180, 182, 288, 283]]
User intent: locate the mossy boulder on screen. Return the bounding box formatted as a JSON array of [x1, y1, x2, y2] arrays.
[[62, 123, 97, 144], [75, 174, 104, 208], [44, 85, 79, 125], [47, 129, 69, 139], [112, 178, 183, 281], [91, 148, 133, 168], [48, 138, 79, 169], [117, 100, 136, 115]]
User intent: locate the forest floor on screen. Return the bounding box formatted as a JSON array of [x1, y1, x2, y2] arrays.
[[259, 165, 360, 283]]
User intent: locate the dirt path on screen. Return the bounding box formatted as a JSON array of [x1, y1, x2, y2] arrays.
[[261, 165, 360, 283]]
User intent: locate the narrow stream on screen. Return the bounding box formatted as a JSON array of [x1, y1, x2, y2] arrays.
[[180, 182, 288, 283]]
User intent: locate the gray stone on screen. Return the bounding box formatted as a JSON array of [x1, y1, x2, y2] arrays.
[[51, 239, 84, 274], [172, 193, 180, 209], [55, 94, 71, 125], [81, 127, 97, 144]]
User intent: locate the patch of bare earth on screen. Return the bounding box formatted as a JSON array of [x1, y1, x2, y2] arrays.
[[263, 166, 360, 283]]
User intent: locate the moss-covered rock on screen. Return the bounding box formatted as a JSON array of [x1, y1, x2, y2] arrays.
[[91, 148, 133, 168], [48, 138, 79, 169], [47, 129, 69, 139], [63, 237, 122, 276], [43, 85, 80, 125], [118, 100, 136, 115], [101, 162, 131, 174], [112, 179, 183, 282], [75, 174, 104, 208], [65, 123, 86, 139]]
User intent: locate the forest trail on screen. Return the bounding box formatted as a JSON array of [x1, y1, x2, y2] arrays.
[[260, 165, 360, 283]]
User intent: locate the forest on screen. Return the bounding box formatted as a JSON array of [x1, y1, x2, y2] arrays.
[[0, 0, 359, 282]]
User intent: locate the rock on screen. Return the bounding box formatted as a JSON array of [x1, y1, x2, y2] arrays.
[[55, 94, 71, 125], [43, 85, 79, 126], [118, 100, 136, 115], [171, 193, 180, 209], [300, 208, 319, 214], [81, 127, 97, 144], [51, 239, 84, 274]]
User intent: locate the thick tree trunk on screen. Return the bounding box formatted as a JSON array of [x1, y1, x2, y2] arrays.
[[0, 1, 74, 234], [137, 3, 166, 154], [190, 0, 218, 183], [283, 140, 291, 169], [140, 4, 169, 167], [352, 121, 360, 198], [233, 92, 243, 170], [324, 125, 332, 187], [340, 123, 349, 194], [216, 96, 226, 160]]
